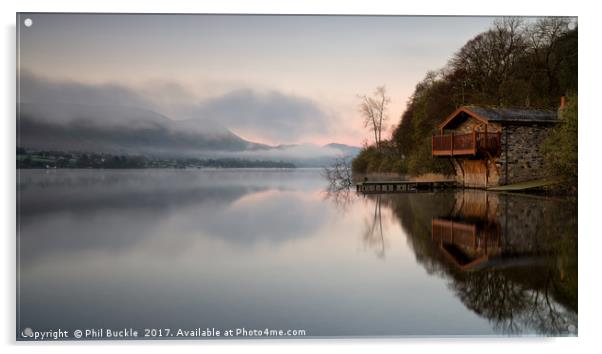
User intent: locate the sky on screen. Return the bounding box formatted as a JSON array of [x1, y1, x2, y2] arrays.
[[17, 13, 499, 146]]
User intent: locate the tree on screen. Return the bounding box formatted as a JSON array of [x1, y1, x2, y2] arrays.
[[524, 17, 573, 107], [359, 86, 390, 151], [353, 16, 576, 179], [323, 156, 353, 191], [542, 94, 577, 189], [449, 17, 528, 106]]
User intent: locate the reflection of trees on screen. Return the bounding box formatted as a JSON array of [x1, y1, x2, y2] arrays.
[[453, 267, 577, 335], [324, 187, 387, 258], [323, 187, 356, 215], [362, 195, 386, 258], [456, 271, 529, 334], [322, 157, 357, 215], [362, 191, 578, 335]]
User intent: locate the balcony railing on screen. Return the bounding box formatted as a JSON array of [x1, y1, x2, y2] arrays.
[[432, 131, 501, 157]]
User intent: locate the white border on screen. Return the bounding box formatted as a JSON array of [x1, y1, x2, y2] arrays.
[[2, 1, 600, 353]]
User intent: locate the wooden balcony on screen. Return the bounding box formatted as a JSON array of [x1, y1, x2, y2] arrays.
[[432, 131, 501, 157]]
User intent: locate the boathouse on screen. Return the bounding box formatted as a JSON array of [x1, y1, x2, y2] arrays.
[[432, 105, 559, 188]]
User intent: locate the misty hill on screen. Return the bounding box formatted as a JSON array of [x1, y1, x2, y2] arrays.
[[17, 102, 361, 166], [232, 142, 361, 167], [323, 143, 361, 157], [18, 102, 267, 156]]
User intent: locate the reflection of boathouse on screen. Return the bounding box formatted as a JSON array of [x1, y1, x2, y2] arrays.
[[361, 189, 577, 334], [431, 191, 551, 271], [432, 219, 501, 271], [432, 105, 559, 188], [431, 191, 502, 270]]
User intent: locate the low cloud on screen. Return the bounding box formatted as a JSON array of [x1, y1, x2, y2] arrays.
[[19, 70, 151, 109], [19, 72, 335, 144], [187, 89, 332, 143]]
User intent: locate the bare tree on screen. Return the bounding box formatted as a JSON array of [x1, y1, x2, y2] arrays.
[[450, 17, 528, 105], [359, 86, 390, 151], [322, 155, 353, 192], [525, 17, 572, 98]]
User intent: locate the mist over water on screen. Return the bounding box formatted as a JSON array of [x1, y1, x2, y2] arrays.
[[17, 169, 577, 338]]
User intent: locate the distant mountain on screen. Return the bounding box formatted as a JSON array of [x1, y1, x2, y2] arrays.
[[17, 102, 266, 156], [17, 102, 361, 166], [268, 143, 360, 157], [232, 143, 361, 167], [323, 143, 362, 158]]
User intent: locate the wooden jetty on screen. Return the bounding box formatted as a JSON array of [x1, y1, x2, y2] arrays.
[[356, 180, 456, 193]]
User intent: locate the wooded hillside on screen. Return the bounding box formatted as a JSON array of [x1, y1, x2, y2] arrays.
[[353, 18, 577, 179]]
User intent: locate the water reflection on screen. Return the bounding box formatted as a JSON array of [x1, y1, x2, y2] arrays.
[[18, 169, 576, 338], [362, 195, 386, 259], [322, 187, 356, 215], [358, 190, 578, 335], [19, 169, 327, 268]]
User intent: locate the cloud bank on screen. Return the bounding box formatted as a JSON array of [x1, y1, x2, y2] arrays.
[[187, 89, 331, 143], [19, 72, 335, 145]]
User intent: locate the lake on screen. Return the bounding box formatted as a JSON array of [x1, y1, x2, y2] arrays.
[[17, 168, 577, 339]]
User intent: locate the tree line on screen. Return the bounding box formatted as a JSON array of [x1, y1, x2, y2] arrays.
[[352, 17, 577, 184], [17, 149, 296, 169]]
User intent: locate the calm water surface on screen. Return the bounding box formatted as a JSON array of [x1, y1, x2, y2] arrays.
[[17, 169, 577, 338]]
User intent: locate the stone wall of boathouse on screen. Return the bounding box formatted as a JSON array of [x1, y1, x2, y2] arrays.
[[496, 123, 553, 186]]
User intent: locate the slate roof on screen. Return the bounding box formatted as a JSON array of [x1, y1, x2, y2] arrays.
[[465, 106, 558, 123], [438, 106, 559, 130]]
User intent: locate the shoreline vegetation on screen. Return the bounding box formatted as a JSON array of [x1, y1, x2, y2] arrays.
[[351, 17, 577, 194], [16, 148, 296, 169]]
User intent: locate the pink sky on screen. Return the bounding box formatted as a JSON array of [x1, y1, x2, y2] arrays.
[[18, 14, 499, 146]]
